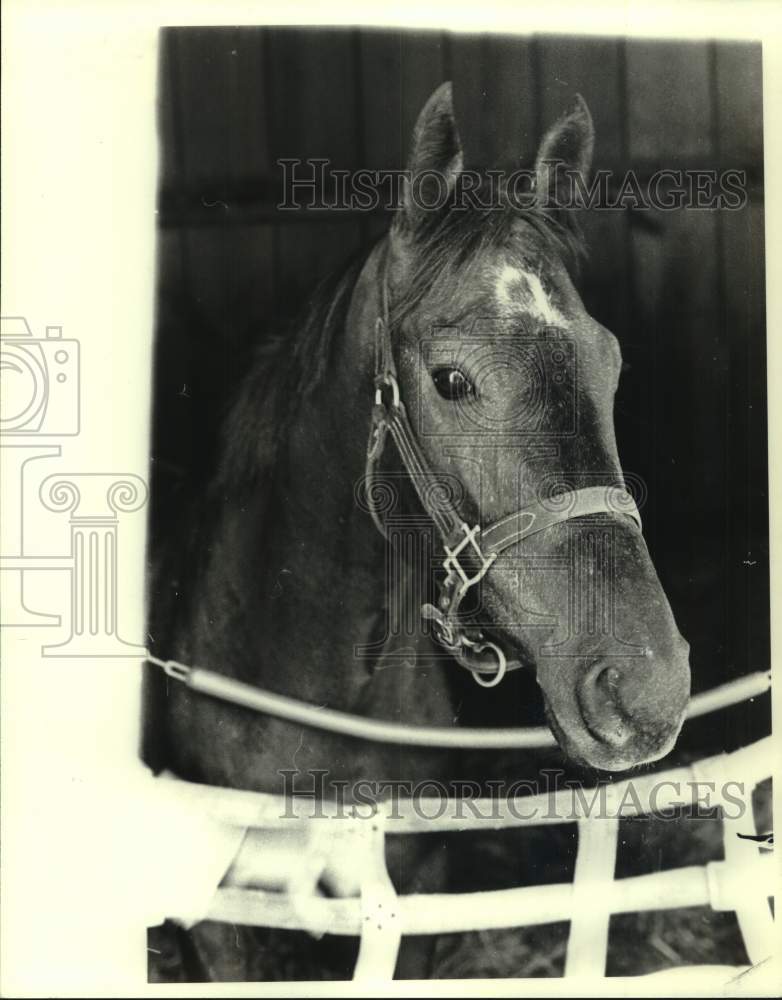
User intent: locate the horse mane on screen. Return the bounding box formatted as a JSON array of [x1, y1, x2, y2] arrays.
[[213, 247, 368, 498], [145, 251, 369, 664]]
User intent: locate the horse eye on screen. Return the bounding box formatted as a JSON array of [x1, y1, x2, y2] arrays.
[[431, 367, 474, 401]]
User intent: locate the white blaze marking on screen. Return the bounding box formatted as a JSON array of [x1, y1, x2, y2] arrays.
[[494, 265, 564, 325], [495, 265, 521, 309]]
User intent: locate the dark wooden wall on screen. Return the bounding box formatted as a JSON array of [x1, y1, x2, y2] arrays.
[[151, 28, 767, 732]]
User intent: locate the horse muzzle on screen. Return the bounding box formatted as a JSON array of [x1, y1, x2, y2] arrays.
[[467, 515, 692, 771], [535, 637, 691, 772]]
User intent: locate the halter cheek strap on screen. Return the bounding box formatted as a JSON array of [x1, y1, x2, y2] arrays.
[[364, 277, 642, 687]]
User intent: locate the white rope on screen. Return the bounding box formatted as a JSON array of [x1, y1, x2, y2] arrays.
[[565, 816, 619, 978], [149, 652, 770, 751], [197, 734, 774, 983], [685, 670, 772, 718], [207, 853, 775, 937], [151, 656, 773, 980], [353, 814, 402, 981], [717, 779, 776, 966], [162, 736, 773, 831]]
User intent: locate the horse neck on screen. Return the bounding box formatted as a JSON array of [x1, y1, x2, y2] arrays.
[[163, 242, 463, 790], [272, 242, 459, 726], [187, 244, 402, 708]]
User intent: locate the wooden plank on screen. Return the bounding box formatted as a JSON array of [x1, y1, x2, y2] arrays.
[[565, 817, 619, 977], [267, 27, 358, 172], [629, 211, 724, 502], [179, 223, 276, 349], [275, 221, 363, 319], [626, 207, 728, 693], [537, 35, 623, 162], [722, 202, 767, 507], [153, 223, 276, 486], [168, 27, 270, 192], [399, 32, 449, 167], [623, 40, 723, 651], [358, 29, 447, 172], [625, 40, 713, 160], [578, 211, 632, 345], [157, 30, 183, 196], [721, 202, 769, 688], [151, 228, 192, 475], [714, 41, 764, 163], [535, 37, 629, 358], [450, 33, 536, 170]]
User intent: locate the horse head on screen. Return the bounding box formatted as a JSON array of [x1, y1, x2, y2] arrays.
[[366, 83, 690, 772]]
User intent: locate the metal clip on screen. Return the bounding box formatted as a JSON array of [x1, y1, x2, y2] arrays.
[[421, 602, 457, 649], [146, 652, 191, 683], [366, 406, 389, 461], [374, 372, 400, 410], [163, 659, 191, 682]]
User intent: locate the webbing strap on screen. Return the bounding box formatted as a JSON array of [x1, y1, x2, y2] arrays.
[[481, 485, 642, 557]]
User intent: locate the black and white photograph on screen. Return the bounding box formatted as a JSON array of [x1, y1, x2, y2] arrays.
[[1, 3, 780, 996]]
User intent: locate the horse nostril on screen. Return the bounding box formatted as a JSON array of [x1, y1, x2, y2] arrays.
[[601, 665, 621, 692], [578, 662, 632, 749]]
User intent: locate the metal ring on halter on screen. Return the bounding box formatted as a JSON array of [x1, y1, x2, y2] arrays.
[[375, 373, 400, 409], [460, 636, 508, 689]]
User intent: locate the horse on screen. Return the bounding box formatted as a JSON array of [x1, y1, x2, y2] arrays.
[[146, 82, 691, 981]]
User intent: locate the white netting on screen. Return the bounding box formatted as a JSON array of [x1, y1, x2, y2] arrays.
[[167, 733, 775, 981]]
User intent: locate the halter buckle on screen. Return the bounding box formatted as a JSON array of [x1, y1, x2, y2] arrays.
[[443, 522, 498, 590], [421, 601, 459, 649], [374, 372, 400, 410]]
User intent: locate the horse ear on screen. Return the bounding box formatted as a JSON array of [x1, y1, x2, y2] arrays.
[[394, 82, 463, 235], [534, 94, 594, 212]]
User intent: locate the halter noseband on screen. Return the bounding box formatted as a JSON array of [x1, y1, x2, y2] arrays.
[[364, 266, 642, 688]]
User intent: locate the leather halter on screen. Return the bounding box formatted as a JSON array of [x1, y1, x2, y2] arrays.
[[364, 268, 642, 687]]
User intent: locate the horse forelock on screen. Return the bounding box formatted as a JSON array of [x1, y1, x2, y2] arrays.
[[388, 200, 586, 333]]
